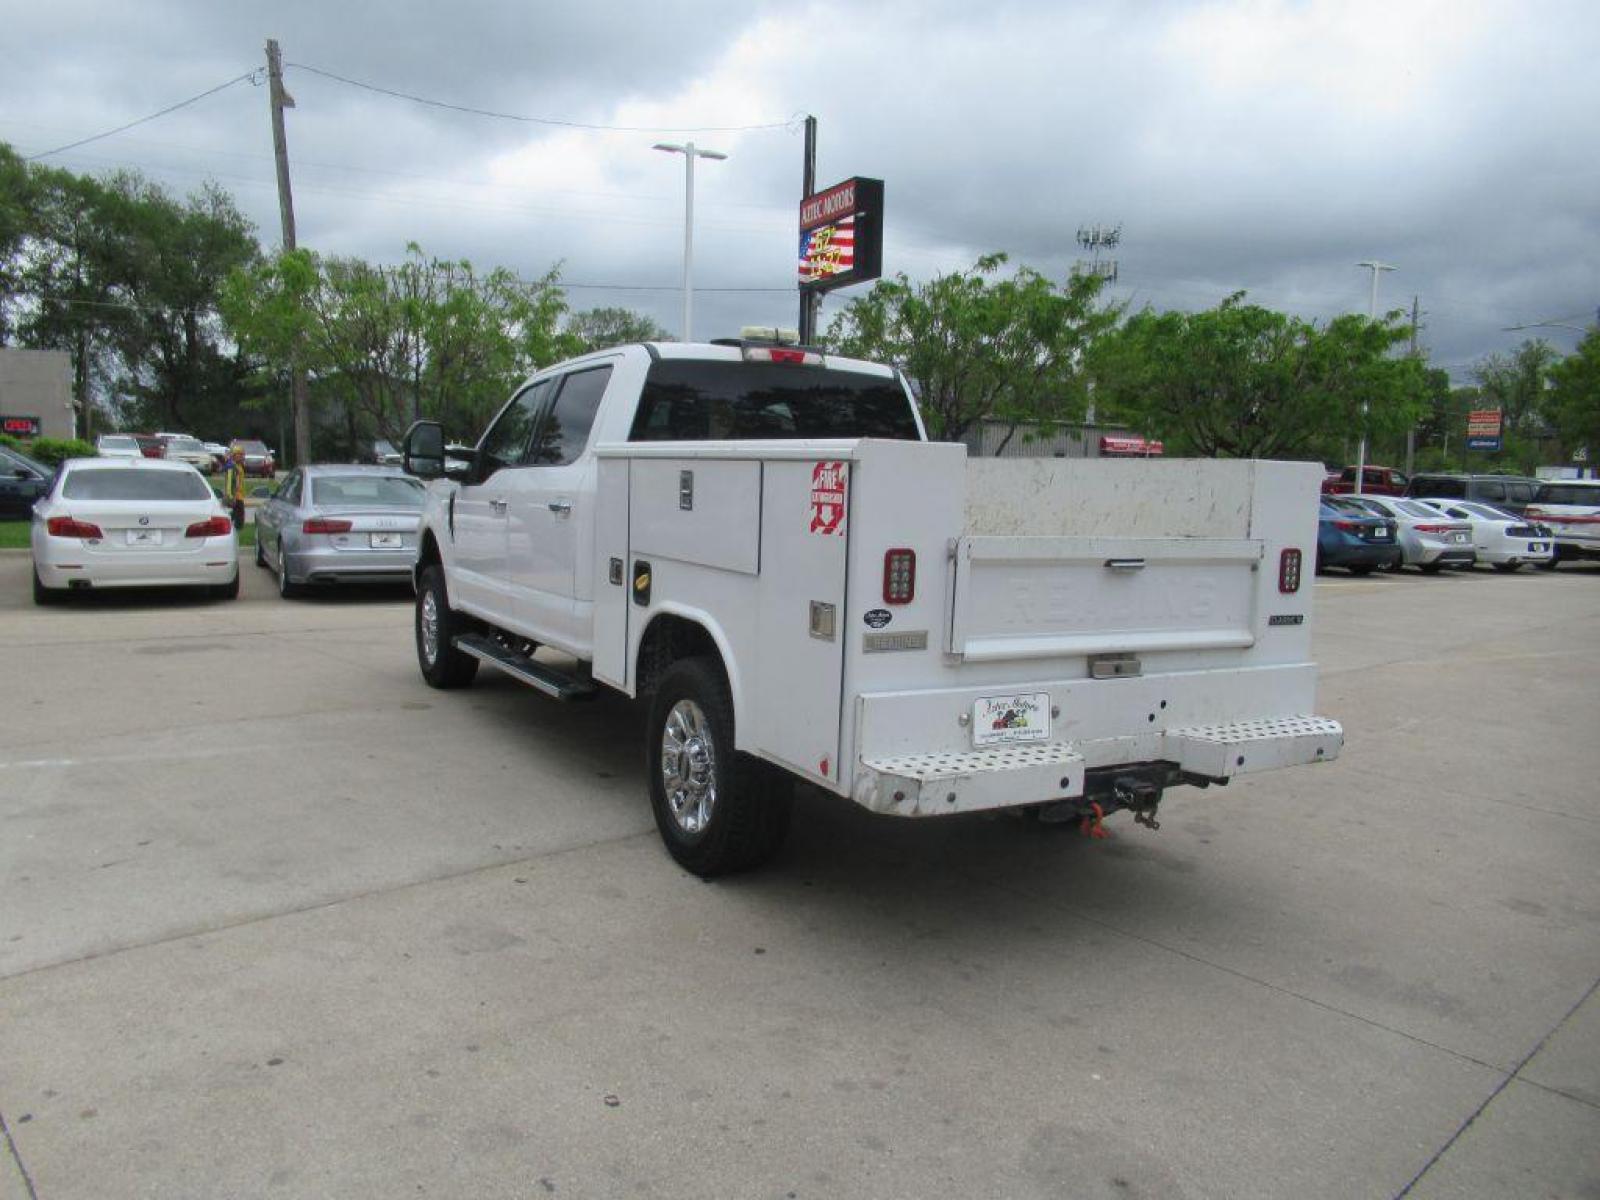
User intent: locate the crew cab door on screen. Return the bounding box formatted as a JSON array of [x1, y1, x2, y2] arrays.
[[505, 363, 613, 652], [451, 380, 550, 618]]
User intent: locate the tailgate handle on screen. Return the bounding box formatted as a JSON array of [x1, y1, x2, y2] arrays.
[[1104, 557, 1146, 571]]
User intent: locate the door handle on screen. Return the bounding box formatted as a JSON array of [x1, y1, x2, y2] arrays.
[[547, 500, 572, 516], [489, 498, 508, 515], [1104, 558, 1146, 571]]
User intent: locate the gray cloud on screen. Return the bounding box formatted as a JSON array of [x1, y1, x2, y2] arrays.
[[4, 0, 1596, 379]]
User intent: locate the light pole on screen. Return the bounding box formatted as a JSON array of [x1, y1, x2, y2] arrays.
[[653, 141, 727, 343], [1354, 260, 1397, 494]]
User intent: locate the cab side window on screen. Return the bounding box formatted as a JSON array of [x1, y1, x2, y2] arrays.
[[1476, 479, 1507, 503], [477, 381, 553, 476], [527, 366, 613, 467]]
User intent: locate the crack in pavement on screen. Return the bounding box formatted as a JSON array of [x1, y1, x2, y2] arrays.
[[0, 1108, 40, 1200], [1390, 972, 1600, 1199]]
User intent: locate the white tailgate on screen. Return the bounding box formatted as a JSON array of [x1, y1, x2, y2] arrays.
[[948, 535, 1262, 661]]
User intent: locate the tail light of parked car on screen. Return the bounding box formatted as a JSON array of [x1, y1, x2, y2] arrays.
[[303, 517, 353, 535], [1279, 548, 1302, 593], [1414, 523, 1468, 535], [883, 548, 916, 604], [185, 517, 233, 538], [1333, 520, 1362, 533], [46, 516, 104, 539]]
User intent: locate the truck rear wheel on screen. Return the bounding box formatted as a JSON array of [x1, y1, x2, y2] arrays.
[[648, 656, 792, 877], [415, 565, 479, 689]]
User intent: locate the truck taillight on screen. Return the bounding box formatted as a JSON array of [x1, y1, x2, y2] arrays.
[[741, 346, 823, 366], [185, 516, 233, 538], [883, 548, 916, 604], [1278, 548, 1302, 593], [46, 516, 104, 539], [303, 517, 353, 534]]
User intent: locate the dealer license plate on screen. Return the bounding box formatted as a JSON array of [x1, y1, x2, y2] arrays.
[[1451, 532, 1469, 544], [972, 692, 1050, 747], [369, 532, 403, 549], [126, 529, 162, 546]]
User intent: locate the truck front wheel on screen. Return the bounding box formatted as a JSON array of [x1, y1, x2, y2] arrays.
[[415, 565, 479, 689], [648, 657, 792, 877]]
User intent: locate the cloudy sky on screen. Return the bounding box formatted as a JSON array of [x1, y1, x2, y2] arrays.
[[4, 0, 1596, 380]]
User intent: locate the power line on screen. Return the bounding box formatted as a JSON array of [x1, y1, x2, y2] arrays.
[[286, 62, 796, 134], [24, 70, 262, 162]]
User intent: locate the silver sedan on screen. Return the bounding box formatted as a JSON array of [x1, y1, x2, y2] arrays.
[[254, 465, 426, 597]]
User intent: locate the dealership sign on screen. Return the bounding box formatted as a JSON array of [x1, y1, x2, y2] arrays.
[[798, 177, 883, 293], [1100, 435, 1164, 457], [1, 415, 41, 437], [1466, 408, 1503, 452]]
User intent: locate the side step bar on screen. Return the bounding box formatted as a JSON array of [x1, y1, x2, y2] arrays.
[[453, 634, 596, 701]]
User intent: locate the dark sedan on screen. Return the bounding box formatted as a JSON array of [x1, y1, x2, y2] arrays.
[[1317, 501, 1401, 575], [0, 444, 52, 519]]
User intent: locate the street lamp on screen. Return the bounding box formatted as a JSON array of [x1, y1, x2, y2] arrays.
[[653, 141, 727, 342], [1354, 260, 1397, 495]]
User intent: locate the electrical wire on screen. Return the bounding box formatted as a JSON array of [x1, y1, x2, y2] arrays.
[[286, 62, 795, 134], [24, 70, 262, 162]]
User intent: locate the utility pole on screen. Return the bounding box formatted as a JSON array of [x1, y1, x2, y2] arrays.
[[266, 38, 309, 469], [1353, 260, 1397, 494], [798, 115, 820, 344], [1405, 295, 1420, 477]]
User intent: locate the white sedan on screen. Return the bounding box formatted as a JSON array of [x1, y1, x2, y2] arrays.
[[31, 458, 239, 604], [1414, 499, 1555, 571]]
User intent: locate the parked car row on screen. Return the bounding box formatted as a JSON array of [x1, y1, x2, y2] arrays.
[[1318, 494, 1567, 574], [95, 432, 276, 475], [23, 455, 424, 605], [1321, 468, 1546, 515]]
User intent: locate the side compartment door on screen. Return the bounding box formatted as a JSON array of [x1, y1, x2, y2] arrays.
[[752, 459, 850, 788], [451, 382, 549, 617], [506, 364, 613, 652]]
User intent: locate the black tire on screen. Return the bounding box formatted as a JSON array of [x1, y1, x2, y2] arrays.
[[211, 570, 240, 601], [1493, 561, 1521, 573], [647, 656, 792, 877], [277, 537, 302, 599], [254, 535, 267, 568], [1537, 557, 1559, 571], [32, 568, 63, 606], [1419, 562, 1443, 575], [415, 564, 479, 689], [1347, 564, 1374, 576]]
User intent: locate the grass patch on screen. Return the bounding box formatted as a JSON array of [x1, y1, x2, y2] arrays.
[[1, 519, 256, 549]]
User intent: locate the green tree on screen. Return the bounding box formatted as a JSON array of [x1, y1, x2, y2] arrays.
[[1546, 327, 1600, 461], [566, 306, 670, 354], [223, 244, 578, 449], [825, 253, 1115, 442], [1088, 294, 1426, 459]]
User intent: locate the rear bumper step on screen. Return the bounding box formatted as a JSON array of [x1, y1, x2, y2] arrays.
[[855, 715, 1342, 817]]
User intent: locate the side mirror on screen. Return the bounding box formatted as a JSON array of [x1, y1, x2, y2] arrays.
[[403, 421, 445, 479]]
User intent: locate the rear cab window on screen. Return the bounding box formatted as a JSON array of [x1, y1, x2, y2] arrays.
[[630, 360, 921, 442]]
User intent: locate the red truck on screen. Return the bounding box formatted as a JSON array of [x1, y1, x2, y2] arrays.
[[1321, 465, 1408, 496]]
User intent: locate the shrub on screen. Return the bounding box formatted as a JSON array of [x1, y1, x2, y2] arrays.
[[24, 438, 98, 467]]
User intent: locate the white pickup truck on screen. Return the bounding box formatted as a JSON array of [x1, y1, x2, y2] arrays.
[[402, 338, 1343, 876]]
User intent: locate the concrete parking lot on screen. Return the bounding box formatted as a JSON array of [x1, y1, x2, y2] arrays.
[[2, 553, 1597, 1199]]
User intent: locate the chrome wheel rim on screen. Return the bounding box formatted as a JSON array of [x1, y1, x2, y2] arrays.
[[420, 589, 440, 665], [661, 699, 716, 834]]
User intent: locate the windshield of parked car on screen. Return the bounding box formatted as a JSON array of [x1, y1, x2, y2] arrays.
[[166, 437, 206, 453], [99, 436, 138, 451], [1535, 483, 1600, 506], [631, 360, 921, 442], [235, 441, 269, 454], [62, 468, 211, 501], [309, 475, 426, 508]]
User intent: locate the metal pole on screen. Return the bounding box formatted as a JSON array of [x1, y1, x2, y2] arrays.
[[799, 116, 818, 344], [266, 39, 309, 469], [1354, 260, 1396, 496], [682, 142, 695, 342], [1405, 295, 1419, 477]]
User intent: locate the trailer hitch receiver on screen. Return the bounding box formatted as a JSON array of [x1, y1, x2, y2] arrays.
[[1114, 775, 1163, 831]]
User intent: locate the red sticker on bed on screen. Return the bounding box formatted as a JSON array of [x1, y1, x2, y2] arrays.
[[809, 461, 847, 535]]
